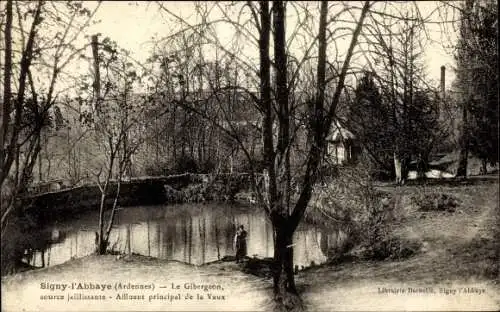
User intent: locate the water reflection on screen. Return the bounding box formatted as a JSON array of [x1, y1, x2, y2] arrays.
[[28, 203, 345, 269]]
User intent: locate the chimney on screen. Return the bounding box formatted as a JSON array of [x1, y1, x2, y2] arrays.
[[440, 65, 446, 99]]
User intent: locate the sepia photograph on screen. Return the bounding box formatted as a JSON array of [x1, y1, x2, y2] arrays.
[[1, 1, 498, 311]]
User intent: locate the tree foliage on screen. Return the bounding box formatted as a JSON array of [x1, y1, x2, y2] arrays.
[[348, 71, 443, 180], [351, 4, 450, 183], [1, 0, 99, 272], [155, 1, 372, 307], [455, 0, 498, 173], [86, 36, 149, 254], [348, 72, 393, 177]]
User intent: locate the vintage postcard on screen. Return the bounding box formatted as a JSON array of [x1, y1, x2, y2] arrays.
[[1, 1, 498, 311]]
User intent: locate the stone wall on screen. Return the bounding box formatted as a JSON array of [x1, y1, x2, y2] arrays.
[[22, 173, 256, 224]]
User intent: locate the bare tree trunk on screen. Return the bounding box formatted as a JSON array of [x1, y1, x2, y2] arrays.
[[147, 219, 151, 256], [92, 33, 110, 255], [96, 151, 114, 254], [394, 151, 403, 184], [457, 146, 468, 177], [183, 217, 188, 262], [41, 249, 45, 268], [259, 1, 275, 204], [457, 101, 468, 177], [272, 217, 298, 297], [91, 34, 101, 114], [47, 247, 51, 267], [1, 0, 13, 173], [126, 224, 131, 256], [188, 216, 192, 263], [38, 138, 43, 182], [215, 222, 220, 260], [273, 0, 291, 212], [20, 135, 42, 189], [1, 0, 42, 189], [104, 177, 121, 242], [97, 191, 108, 254], [172, 104, 177, 163], [200, 218, 206, 264]]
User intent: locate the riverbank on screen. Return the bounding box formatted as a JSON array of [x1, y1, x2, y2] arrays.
[[1, 254, 274, 311], [2, 179, 499, 311], [298, 179, 500, 310]]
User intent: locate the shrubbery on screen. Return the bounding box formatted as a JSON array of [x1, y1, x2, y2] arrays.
[[411, 192, 460, 212], [310, 162, 422, 261], [144, 160, 171, 176], [161, 173, 250, 203], [359, 236, 422, 261], [310, 163, 392, 255]]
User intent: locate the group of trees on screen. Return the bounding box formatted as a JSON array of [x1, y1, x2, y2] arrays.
[[150, 2, 370, 305], [347, 6, 445, 183], [87, 35, 150, 254], [348, 71, 443, 182], [344, 0, 498, 183], [455, 0, 498, 176], [1, 0, 100, 272], [1, 1, 100, 227], [141, 42, 260, 176], [1, 0, 497, 309]]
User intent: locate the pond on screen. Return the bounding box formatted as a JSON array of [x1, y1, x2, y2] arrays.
[[25, 203, 347, 269]]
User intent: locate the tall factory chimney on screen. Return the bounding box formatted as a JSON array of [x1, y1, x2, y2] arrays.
[[440, 65, 446, 99]]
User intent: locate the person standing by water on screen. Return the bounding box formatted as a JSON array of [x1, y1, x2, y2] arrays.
[[234, 225, 247, 263]]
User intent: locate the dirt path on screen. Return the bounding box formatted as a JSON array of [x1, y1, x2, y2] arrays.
[[298, 182, 499, 311]]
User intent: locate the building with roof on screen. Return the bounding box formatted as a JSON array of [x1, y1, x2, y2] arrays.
[[326, 121, 361, 165]]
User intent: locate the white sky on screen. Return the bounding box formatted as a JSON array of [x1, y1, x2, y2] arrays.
[[80, 1, 459, 88], [4, 1, 459, 97]]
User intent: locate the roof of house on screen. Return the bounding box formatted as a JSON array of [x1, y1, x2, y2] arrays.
[[329, 120, 356, 142]]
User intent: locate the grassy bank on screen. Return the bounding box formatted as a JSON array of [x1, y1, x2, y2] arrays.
[[298, 180, 500, 311]]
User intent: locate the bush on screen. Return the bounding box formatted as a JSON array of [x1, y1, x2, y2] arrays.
[[359, 236, 422, 261], [162, 173, 246, 204], [309, 163, 396, 258], [182, 183, 207, 202], [239, 156, 266, 174], [316, 164, 340, 183], [173, 156, 198, 174], [309, 162, 424, 262], [412, 192, 460, 212], [1, 211, 46, 275], [144, 160, 171, 176], [163, 184, 185, 203], [197, 159, 216, 174]]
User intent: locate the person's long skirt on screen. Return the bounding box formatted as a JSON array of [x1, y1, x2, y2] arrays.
[[235, 240, 247, 261]]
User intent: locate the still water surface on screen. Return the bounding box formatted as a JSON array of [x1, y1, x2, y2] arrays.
[[28, 203, 346, 269]]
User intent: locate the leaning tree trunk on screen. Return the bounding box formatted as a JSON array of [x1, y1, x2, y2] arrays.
[[96, 191, 109, 255]]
